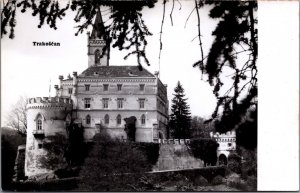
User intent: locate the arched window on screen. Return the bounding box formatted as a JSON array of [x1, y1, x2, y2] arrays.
[[117, 114, 122, 125], [95, 49, 101, 64], [141, 114, 146, 125], [104, 114, 109, 124], [86, 115, 91, 125], [37, 119, 42, 130]]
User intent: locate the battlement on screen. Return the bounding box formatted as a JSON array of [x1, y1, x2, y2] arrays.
[[210, 130, 236, 139], [26, 97, 72, 109], [153, 138, 191, 145]]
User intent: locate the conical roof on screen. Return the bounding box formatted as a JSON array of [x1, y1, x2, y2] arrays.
[[90, 9, 106, 39]]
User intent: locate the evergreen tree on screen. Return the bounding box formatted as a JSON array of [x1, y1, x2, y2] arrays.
[[169, 81, 191, 139]]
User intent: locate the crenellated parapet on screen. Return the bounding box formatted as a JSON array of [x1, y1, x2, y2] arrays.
[[26, 97, 72, 110], [210, 130, 236, 139], [153, 138, 191, 145]]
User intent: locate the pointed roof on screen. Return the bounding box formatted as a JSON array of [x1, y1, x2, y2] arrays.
[[90, 9, 106, 39]]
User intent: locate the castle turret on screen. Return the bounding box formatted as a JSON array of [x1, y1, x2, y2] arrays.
[[25, 97, 72, 178], [87, 10, 110, 67]]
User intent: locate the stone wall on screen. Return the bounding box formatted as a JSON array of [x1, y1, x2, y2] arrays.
[[153, 141, 203, 171]]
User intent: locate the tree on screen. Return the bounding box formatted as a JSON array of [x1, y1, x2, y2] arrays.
[[193, 1, 257, 149], [169, 81, 191, 139], [78, 132, 151, 191], [1, 127, 26, 190], [190, 116, 215, 139], [188, 138, 219, 167], [5, 96, 27, 135]]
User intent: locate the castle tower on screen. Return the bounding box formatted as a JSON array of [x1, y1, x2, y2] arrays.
[[25, 97, 72, 178], [87, 9, 110, 67]]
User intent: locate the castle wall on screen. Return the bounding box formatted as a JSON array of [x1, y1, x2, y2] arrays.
[[153, 142, 203, 171], [25, 97, 72, 178], [210, 131, 237, 160]]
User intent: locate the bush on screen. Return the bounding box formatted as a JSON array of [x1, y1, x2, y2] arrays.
[[193, 175, 208, 186], [1, 127, 26, 190], [211, 175, 224, 185], [77, 133, 152, 191], [132, 142, 160, 165], [228, 153, 242, 174], [188, 138, 219, 166]]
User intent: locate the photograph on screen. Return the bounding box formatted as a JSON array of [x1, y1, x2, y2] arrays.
[[1, 0, 294, 191]]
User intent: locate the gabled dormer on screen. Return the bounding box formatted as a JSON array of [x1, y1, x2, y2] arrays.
[[87, 10, 110, 67]]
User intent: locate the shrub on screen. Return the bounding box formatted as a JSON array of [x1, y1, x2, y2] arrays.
[[193, 175, 208, 186], [211, 175, 224, 185], [77, 133, 152, 191], [228, 153, 242, 174], [132, 142, 160, 165], [188, 138, 219, 166], [1, 127, 26, 190]]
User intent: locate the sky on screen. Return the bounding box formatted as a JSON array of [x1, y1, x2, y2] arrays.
[[1, 0, 219, 125]]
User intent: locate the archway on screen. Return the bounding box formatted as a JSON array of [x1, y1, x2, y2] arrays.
[[219, 154, 228, 165], [158, 132, 163, 139], [124, 116, 137, 141]]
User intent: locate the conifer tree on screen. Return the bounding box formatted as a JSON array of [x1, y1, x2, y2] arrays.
[[169, 81, 191, 139]]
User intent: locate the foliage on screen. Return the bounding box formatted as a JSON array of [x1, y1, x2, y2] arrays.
[[39, 134, 68, 171], [188, 138, 219, 166], [1, 127, 26, 190], [124, 116, 137, 141], [5, 96, 27, 135], [40, 123, 85, 171], [1, 0, 156, 69], [193, 175, 208, 186], [194, 1, 258, 149], [236, 108, 257, 149], [169, 81, 192, 139], [66, 123, 85, 165], [78, 132, 153, 191], [132, 142, 160, 165], [211, 175, 224, 185], [190, 116, 215, 138], [227, 153, 242, 174], [239, 146, 257, 178]]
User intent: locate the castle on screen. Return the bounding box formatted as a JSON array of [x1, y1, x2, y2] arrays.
[[210, 131, 236, 165], [25, 11, 169, 177]]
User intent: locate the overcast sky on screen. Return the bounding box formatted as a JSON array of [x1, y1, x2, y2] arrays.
[[1, 1, 219, 125]]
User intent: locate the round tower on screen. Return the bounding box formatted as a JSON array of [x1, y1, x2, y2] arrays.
[[25, 97, 72, 178]]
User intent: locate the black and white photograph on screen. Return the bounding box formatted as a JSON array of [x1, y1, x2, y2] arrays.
[[1, 0, 298, 191]]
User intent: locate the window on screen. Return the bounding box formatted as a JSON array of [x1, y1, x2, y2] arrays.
[[84, 98, 91, 108], [141, 114, 146, 125], [68, 88, 73, 94], [37, 119, 42, 130], [38, 143, 43, 149], [86, 115, 91, 125], [104, 114, 109, 124], [85, 84, 90, 91], [95, 49, 101, 64], [228, 143, 232, 147], [139, 84, 145, 91], [103, 84, 109, 91], [117, 98, 124, 109], [117, 84, 122, 91], [103, 98, 109, 109], [139, 99, 145, 109], [117, 114, 122, 125]]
